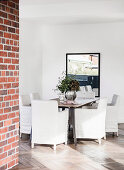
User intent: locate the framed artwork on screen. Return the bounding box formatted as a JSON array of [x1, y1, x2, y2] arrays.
[[66, 53, 100, 97]]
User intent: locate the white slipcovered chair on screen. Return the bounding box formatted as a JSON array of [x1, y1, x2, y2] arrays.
[[85, 85, 95, 99], [77, 86, 86, 98], [105, 94, 120, 136], [83, 85, 98, 109], [75, 98, 107, 144], [19, 95, 32, 137], [85, 85, 93, 92], [31, 100, 68, 150], [30, 92, 41, 101], [77, 85, 95, 99]]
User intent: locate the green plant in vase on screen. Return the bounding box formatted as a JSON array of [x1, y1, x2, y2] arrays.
[[56, 72, 80, 101]]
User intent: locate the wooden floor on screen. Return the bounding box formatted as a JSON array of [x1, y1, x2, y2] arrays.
[[12, 124, 124, 170]]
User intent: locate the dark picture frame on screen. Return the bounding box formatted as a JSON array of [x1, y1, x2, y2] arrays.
[[66, 53, 100, 97]]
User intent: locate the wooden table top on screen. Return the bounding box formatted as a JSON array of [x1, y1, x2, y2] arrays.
[[52, 97, 99, 108]]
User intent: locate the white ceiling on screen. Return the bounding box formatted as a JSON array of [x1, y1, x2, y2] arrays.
[[21, 0, 105, 5], [20, 0, 124, 24]]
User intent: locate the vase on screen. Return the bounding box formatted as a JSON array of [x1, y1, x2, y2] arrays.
[[65, 91, 77, 101]]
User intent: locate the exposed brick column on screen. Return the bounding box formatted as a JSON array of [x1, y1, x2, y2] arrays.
[[0, 0, 19, 169]]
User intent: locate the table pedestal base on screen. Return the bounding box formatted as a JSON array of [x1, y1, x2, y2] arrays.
[[68, 108, 77, 146]]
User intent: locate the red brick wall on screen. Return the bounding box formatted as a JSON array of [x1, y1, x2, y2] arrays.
[[0, 0, 19, 169]]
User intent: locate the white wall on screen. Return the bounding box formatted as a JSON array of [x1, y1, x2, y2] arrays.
[[20, 19, 42, 96], [20, 21, 124, 122]]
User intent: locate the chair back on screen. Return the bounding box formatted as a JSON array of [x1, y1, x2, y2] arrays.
[[80, 86, 86, 93], [96, 98, 107, 137], [111, 94, 119, 106], [77, 86, 86, 98], [75, 98, 107, 139], [97, 98, 107, 111], [19, 95, 31, 106], [32, 100, 58, 143], [30, 93, 40, 101], [19, 95, 32, 134], [85, 85, 93, 92]]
